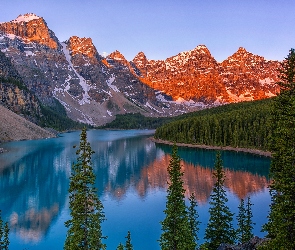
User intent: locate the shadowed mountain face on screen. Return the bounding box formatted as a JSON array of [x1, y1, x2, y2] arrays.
[[0, 13, 281, 126]]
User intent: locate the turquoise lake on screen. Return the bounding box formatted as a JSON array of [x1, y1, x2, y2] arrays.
[[0, 129, 271, 249]]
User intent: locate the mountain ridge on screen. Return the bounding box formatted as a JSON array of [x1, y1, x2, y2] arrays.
[[0, 13, 281, 127]]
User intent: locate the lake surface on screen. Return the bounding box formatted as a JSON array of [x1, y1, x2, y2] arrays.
[[0, 130, 271, 249]]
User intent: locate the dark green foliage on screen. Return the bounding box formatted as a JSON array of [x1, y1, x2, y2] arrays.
[[159, 144, 195, 250], [101, 112, 173, 129], [155, 98, 273, 151], [0, 210, 9, 250], [236, 199, 246, 244], [262, 48, 295, 249], [39, 98, 87, 131], [116, 243, 124, 250], [204, 152, 235, 249], [64, 128, 106, 250], [188, 193, 200, 249], [125, 231, 133, 250], [245, 197, 254, 241], [236, 197, 254, 244]]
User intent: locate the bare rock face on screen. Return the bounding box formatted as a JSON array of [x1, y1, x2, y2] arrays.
[[221, 47, 280, 102], [132, 46, 280, 104], [67, 36, 98, 60], [216, 236, 269, 250], [0, 13, 58, 49], [0, 50, 41, 122], [0, 82, 41, 122]]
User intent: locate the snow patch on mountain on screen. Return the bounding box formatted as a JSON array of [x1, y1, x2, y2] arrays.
[[145, 102, 161, 113], [259, 77, 274, 86], [61, 42, 91, 105], [12, 13, 40, 23], [24, 51, 35, 56], [107, 76, 119, 92]]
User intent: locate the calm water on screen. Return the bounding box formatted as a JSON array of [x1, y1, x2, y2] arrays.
[[0, 130, 271, 249]]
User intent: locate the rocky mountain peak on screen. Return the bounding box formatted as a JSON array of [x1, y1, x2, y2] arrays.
[[193, 44, 210, 53], [107, 50, 127, 61], [133, 51, 147, 61], [237, 46, 247, 53], [223, 47, 267, 67], [0, 13, 58, 49], [133, 52, 148, 69], [67, 36, 98, 58], [12, 13, 41, 23]]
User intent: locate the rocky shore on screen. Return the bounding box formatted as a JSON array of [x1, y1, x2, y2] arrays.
[[150, 138, 272, 157], [216, 236, 269, 250], [0, 105, 56, 147]]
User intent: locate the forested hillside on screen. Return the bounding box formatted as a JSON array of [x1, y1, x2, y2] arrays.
[[154, 98, 273, 151]]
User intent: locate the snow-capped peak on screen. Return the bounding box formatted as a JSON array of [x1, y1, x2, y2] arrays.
[[12, 13, 41, 23]]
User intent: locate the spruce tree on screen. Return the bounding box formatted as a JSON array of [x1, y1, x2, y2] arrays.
[[188, 192, 200, 249], [244, 197, 254, 241], [159, 144, 194, 250], [125, 231, 133, 250], [0, 211, 9, 250], [64, 128, 106, 250], [263, 48, 295, 249], [236, 197, 254, 244], [3, 223, 9, 250], [236, 199, 246, 244], [204, 152, 235, 249], [116, 243, 124, 250]]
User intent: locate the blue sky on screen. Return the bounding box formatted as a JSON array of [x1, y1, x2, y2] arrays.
[[1, 0, 294, 61]]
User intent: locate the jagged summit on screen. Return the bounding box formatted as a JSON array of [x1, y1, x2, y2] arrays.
[[132, 52, 148, 70], [12, 13, 41, 23], [223, 47, 265, 64], [194, 44, 209, 51], [66, 36, 98, 58], [107, 50, 127, 61], [237, 46, 247, 52], [133, 51, 147, 60], [0, 13, 58, 49]]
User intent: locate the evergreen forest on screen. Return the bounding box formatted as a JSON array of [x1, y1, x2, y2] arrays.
[[154, 98, 273, 151]]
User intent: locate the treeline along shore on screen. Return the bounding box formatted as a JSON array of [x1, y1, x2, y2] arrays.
[[150, 138, 272, 157], [154, 98, 274, 153]]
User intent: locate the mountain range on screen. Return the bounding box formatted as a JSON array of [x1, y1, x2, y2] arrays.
[[0, 13, 281, 127]]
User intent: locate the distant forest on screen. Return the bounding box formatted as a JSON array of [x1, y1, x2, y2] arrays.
[[154, 98, 273, 151]]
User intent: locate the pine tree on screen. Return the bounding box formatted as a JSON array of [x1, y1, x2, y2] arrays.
[[236, 197, 254, 244], [236, 199, 246, 244], [116, 243, 124, 250], [204, 152, 235, 249], [262, 48, 295, 249], [244, 197, 254, 241], [159, 144, 194, 250], [0, 211, 9, 250], [125, 231, 133, 250], [3, 222, 9, 250], [188, 192, 200, 249], [0, 213, 2, 248], [64, 128, 106, 250]]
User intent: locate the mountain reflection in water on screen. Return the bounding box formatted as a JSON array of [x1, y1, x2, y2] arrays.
[[136, 155, 270, 203], [0, 130, 271, 249]]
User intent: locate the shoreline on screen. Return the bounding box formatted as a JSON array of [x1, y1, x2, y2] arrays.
[[150, 137, 272, 157]]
